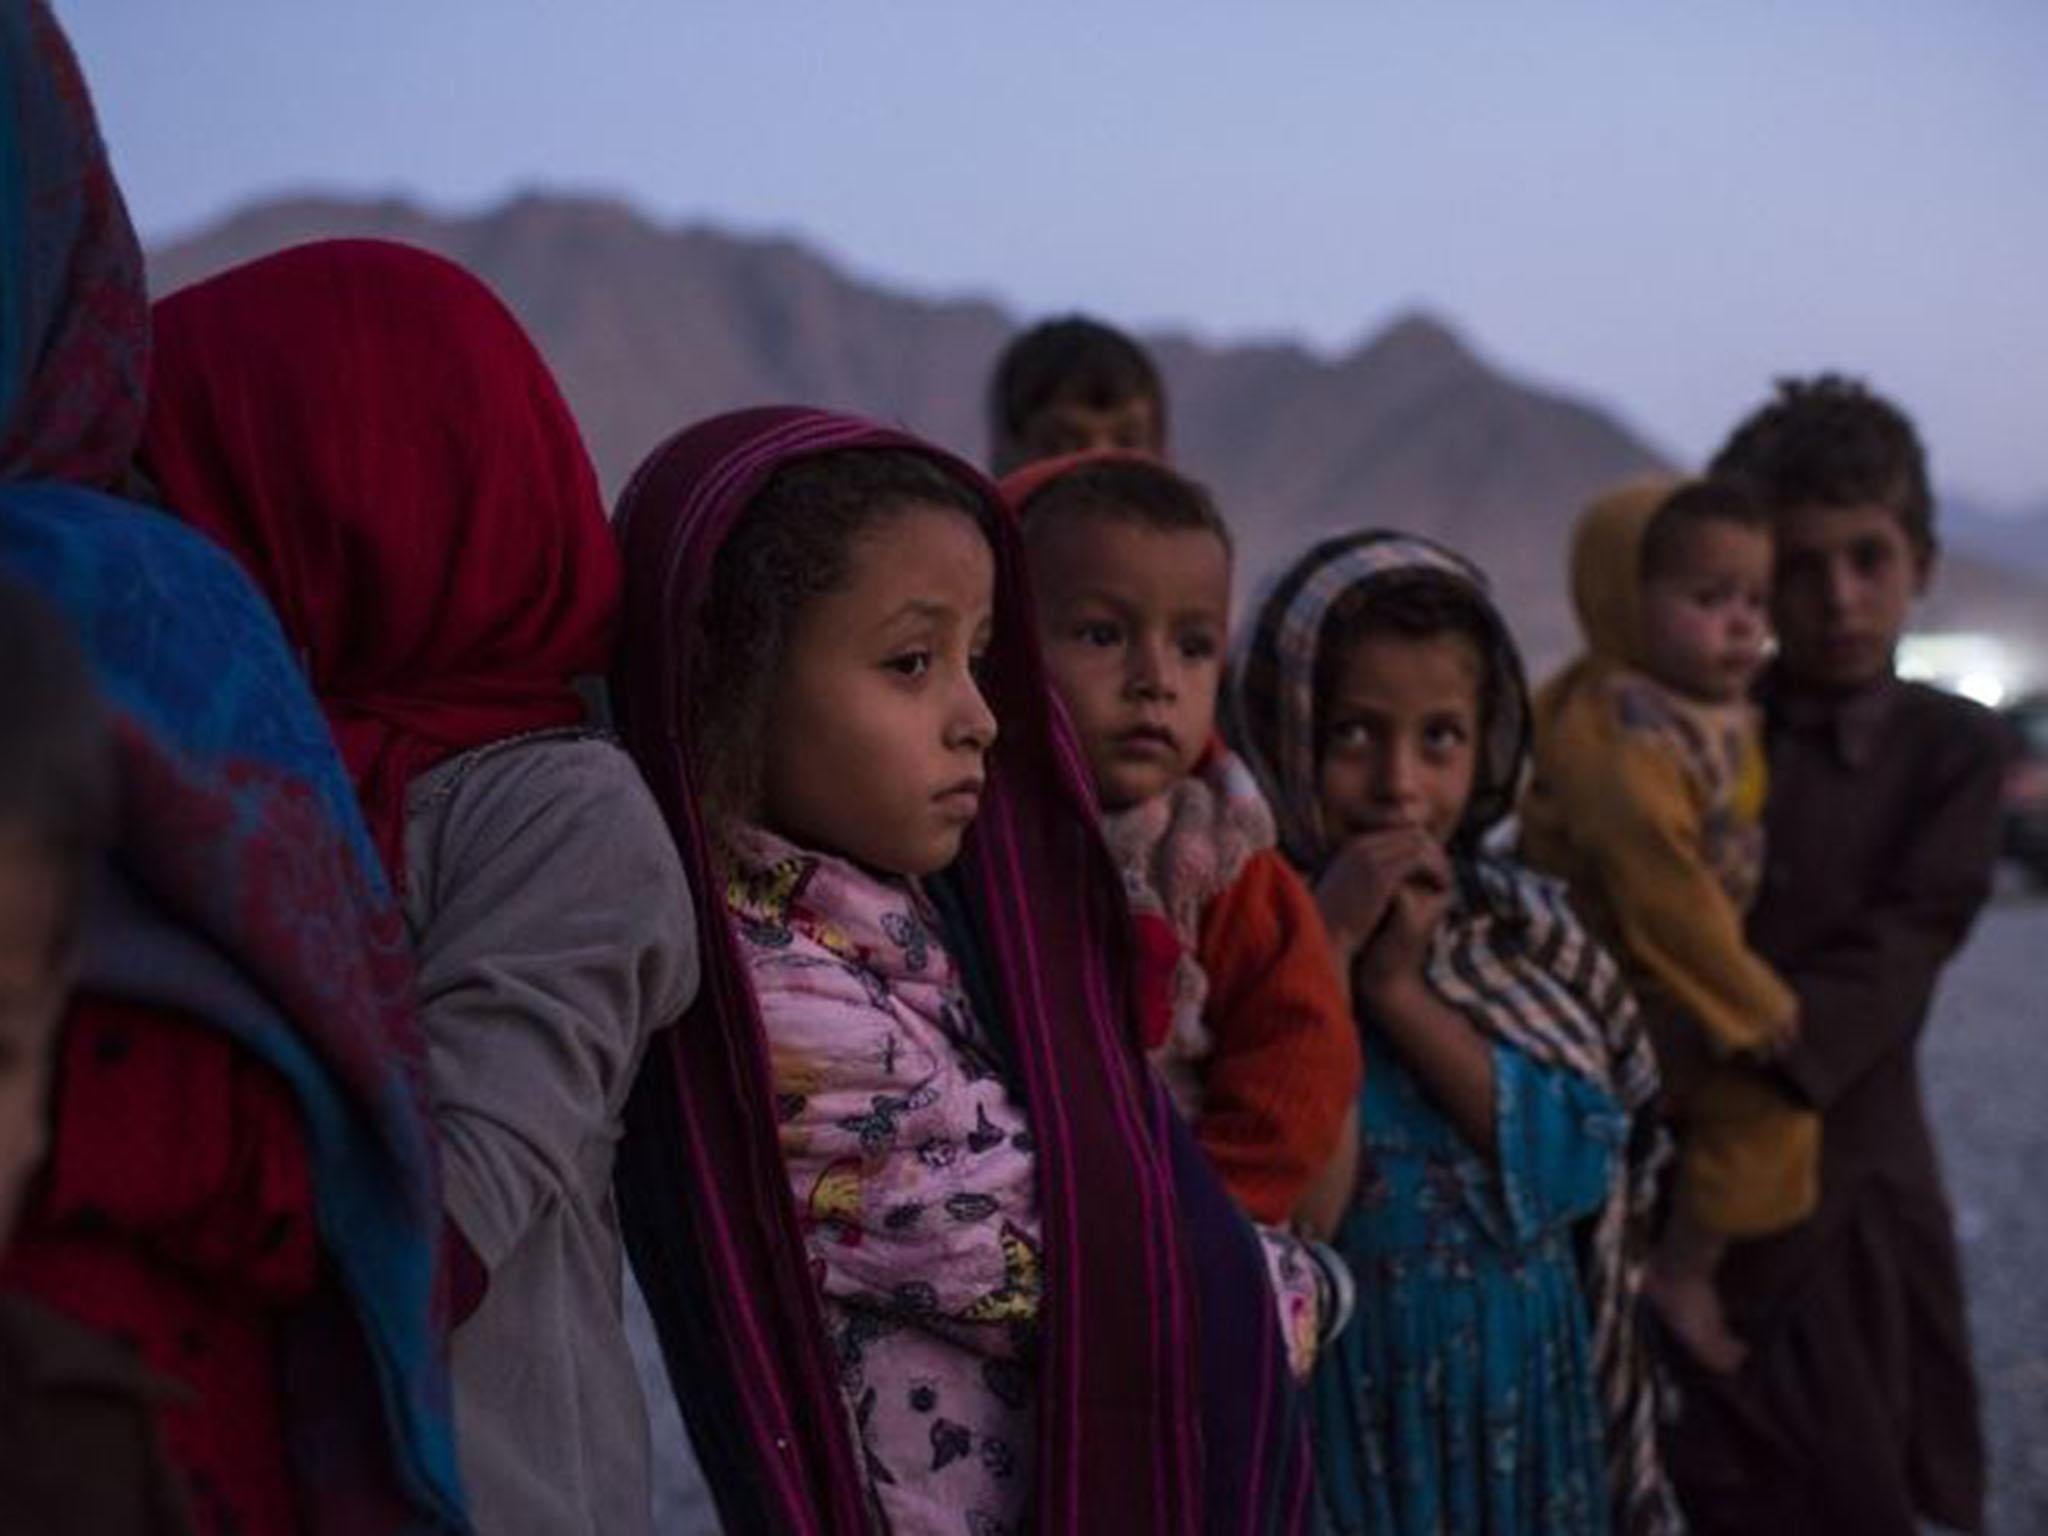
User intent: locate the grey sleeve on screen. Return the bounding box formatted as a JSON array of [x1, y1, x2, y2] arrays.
[[406, 739, 700, 1270]]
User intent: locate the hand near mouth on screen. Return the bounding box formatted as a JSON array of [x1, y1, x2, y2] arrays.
[[1354, 842, 1453, 1002], [1315, 825, 1445, 965]]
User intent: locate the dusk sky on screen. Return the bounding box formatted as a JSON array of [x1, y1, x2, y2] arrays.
[[58, 0, 2048, 508]]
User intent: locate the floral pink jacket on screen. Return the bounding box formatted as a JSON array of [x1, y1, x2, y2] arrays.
[[728, 827, 1041, 1536]]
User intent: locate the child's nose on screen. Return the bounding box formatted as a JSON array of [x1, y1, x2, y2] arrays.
[[1820, 558, 1859, 617], [1127, 636, 1177, 700], [953, 676, 999, 753], [1374, 743, 1422, 803]]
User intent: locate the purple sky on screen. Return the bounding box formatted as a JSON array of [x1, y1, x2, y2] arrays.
[[57, 0, 2048, 508]]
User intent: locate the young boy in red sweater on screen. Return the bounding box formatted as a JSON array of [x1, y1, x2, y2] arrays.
[[1005, 454, 1361, 1240]]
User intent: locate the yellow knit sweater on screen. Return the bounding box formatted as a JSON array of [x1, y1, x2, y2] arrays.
[[1521, 477, 1797, 1056], [1523, 662, 1795, 1053]]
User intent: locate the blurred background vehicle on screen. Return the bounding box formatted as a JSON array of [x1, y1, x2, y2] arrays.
[[2000, 692, 2048, 887]]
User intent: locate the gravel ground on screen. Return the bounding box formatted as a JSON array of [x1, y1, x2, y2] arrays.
[[1923, 874, 2048, 1535], [632, 873, 2047, 1536]]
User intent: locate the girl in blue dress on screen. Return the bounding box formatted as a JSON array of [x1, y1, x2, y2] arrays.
[[1230, 533, 1683, 1536]]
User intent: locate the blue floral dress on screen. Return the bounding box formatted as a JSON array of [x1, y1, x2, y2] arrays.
[[1313, 1033, 1627, 1536]]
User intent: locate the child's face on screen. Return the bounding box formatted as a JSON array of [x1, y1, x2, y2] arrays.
[[760, 504, 998, 877], [1639, 519, 1774, 705], [1031, 518, 1230, 811], [1013, 396, 1162, 468], [1315, 632, 1483, 847], [0, 831, 69, 1249], [1771, 502, 1929, 690]]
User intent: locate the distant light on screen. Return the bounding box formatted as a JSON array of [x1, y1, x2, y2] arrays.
[[1897, 632, 2031, 707], [1898, 655, 1937, 682], [1957, 670, 2009, 708]]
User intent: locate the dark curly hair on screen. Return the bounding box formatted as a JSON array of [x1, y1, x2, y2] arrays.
[[986, 316, 1167, 473], [1017, 456, 1231, 558], [1709, 374, 1935, 554], [689, 448, 988, 835]]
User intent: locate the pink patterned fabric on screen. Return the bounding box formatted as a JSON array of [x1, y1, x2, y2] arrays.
[[729, 826, 1040, 1536], [1100, 744, 1275, 1117]]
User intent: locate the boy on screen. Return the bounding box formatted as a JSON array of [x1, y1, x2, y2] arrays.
[[1667, 377, 2008, 1536], [1521, 476, 1818, 1377], [1005, 453, 1360, 1237], [986, 315, 1168, 475], [0, 577, 191, 1534]]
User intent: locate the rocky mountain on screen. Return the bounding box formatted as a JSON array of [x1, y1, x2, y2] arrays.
[[149, 192, 2048, 680]]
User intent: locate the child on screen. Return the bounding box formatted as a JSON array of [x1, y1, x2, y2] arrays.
[[1521, 476, 1818, 1377], [1006, 452, 1361, 1244], [1664, 377, 2009, 1536], [611, 407, 1313, 1535], [141, 239, 701, 1536], [986, 314, 1168, 473], [0, 578, 190, 1535], [1231, 532, 1682, 1536], [1, 8, 462, 1530]]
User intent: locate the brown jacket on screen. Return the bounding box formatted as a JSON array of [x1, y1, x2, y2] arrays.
[[0, 1294, 193, 1536], [1664, 673, 2008, 1536]]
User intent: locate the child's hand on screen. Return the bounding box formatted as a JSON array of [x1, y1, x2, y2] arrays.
[[1761, 1007, 1802, 1058], [1354, 841, 1453, 1005], [1315, 827, 1441, 964]]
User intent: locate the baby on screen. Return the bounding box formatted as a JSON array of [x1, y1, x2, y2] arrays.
[[1523, 476, 1818, 1374]]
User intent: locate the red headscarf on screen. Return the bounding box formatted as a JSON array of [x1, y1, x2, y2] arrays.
[[140, 239, 619, 888], [995, 445, 1166, 514]]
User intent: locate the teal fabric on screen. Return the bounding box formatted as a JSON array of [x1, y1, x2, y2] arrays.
[[1314, 1040, 1626, 1536]]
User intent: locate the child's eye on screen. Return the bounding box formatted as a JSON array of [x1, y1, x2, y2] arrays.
[[1075, 621, 1122, 649], [884, 650, 933, 679], [1178, 632, 1220, 662], [1325, 720, 1373, 750], [969, 649, 994, 685], [1423, 721, 1469, 753]]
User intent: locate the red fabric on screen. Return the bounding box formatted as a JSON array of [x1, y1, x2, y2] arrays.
[[2, 996, 320, 1536], [1131, 913, 1183, 1052], [138, 240, 619, 890], [1193, 849, 1361, 1224], [997, 446, 1162, 520]]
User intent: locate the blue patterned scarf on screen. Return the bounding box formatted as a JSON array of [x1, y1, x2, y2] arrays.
[[3, 2, 463, 1526]]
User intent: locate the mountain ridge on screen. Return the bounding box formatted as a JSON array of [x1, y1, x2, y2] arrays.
[[148, 191, 2048, 681]]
